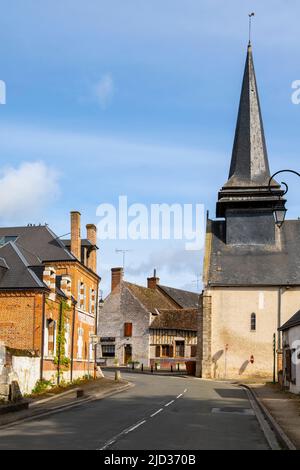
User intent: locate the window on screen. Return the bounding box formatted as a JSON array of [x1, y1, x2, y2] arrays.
[[124, 322, 133, 337], [175, 341, 185, 357], [78, 282, 85, 311], [155, 345, 161, 358], [161, 345, 174, 357], [102, 344, 115, 358], [0, 236, 17, 247], [77, 327, 84, 359], [291, 349, 297, 384], [191, 345, 197, 357], [250, 313, 256, 331], [45, 319, 56, 357], [65, 322, 70, 358], [286, 349, 292, 382]]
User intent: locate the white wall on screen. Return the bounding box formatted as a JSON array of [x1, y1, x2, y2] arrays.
[[11, 356, 41, 395], [283, 326, 300, 394], [208, 286, 300, 379]]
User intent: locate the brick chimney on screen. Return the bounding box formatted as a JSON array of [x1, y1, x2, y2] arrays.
[[71, 211, 81, 261], [86, 224, 97, 273], [111, 267, 124, 292], [147, 269, 160, 289]]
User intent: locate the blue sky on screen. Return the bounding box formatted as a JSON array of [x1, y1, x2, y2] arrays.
[[0, 1, 299, 294]]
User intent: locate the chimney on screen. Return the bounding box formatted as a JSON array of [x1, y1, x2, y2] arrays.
[[111, 267, 124, 292], [86, 224, 97, 273], [147, 269, 160, 289], [71, 211, 81, 261]]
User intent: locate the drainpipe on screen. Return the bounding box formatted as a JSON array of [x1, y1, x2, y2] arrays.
[[277, 287, 283, 350], [40, 292, 46, 381], [94, 285, 99, 379], [57, 301, 63, 386], [70, 302, 76, 382]]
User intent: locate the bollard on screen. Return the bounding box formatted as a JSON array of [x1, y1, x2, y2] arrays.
[[76, 389, 84, 399], [151, 365, 153, 374], [141, 364, 144, 372], [155, 363, 157, 372], [171, 365, 173, 373], [115, 370, 121, 381], [132, 362, 134, 370], [177, 363, 180, 372]]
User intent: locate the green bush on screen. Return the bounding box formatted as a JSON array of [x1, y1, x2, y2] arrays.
[[32, 379, 53, 394]]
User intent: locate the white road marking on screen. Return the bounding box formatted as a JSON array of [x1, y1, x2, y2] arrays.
[[150, 408, 163, 418], [125, 420, 147, 434], [98, 387, 187, 450], [165, 400, 175, 407]]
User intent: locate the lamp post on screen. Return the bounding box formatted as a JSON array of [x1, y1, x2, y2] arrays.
[[268, 169, 300, 228]]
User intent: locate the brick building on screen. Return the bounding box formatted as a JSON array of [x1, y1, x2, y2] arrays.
[[0, 211, 100, 386], [97, 268, 200, 369]]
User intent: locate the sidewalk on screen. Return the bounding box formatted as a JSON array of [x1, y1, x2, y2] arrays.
[[102, 366, 187, 377], [0, 377, 131, 428], [250, 383, 300, 449]]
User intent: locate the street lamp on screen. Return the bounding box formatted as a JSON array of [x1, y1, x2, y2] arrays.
[[268, 169, 300, 228]]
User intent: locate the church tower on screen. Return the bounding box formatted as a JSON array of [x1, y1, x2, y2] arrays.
[[216, 43, 286, 245], [197, 42, 300, 380]]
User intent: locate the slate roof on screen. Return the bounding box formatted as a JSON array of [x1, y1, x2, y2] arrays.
[[150, 308, 198, 331], [207, 219, 300, 286], [0, 226, 75, 265], [158, 285, 200, 308], [279, 310, 300, 331], [124, 282, 176, 313], [0, 242, 46, 290], [62, 238, 93, 248], [225, 44, 274, 188], [0, 225, 77, 291]]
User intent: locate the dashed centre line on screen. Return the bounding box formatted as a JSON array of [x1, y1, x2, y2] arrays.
[[165, 400, 175, 407], [150, 408, 163, 418], [125, 420, 147, 434], [98, 387, 188, 450]]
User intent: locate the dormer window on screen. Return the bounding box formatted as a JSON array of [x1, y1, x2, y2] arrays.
[[0, 236, 17, 247]]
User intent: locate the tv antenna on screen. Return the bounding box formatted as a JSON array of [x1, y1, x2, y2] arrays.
[[115, 249, 132, 270]]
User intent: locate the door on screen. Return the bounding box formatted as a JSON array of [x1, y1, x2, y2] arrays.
[[124, 344, 132, 364]]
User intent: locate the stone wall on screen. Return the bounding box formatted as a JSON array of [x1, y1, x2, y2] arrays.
[[205, 286, 300, 379], [97, 285, 151, 367]]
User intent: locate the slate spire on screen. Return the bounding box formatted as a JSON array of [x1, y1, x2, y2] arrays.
[[216, 43, 285, 219], [226, 42, 271, 187]]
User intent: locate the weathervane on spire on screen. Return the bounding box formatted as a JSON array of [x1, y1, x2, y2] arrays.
[[248, 12, 255, 44]]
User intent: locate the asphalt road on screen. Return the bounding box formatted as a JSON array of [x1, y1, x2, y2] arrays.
[[0, 372, 269, 450]]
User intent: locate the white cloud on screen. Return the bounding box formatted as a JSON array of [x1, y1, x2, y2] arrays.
[[94, 74, 114, 108], [0, 161, 60, 223], [126, 245, 202, 278]]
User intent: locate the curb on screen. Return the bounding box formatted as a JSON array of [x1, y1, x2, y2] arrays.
[[103, 368, 186, 378], [30, 387, 81, 407], [0, 382, 133, 429], [0, 401, 29, 415], [241, 384, 296, 451]]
